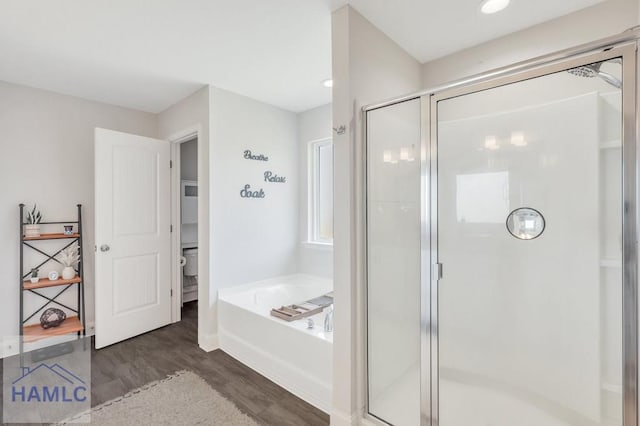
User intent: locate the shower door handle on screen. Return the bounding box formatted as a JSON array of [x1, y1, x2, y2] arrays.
[[433, 263, 443, 280]]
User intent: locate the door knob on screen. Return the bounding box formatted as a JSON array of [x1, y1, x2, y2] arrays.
[[100, 244, 110, 252]]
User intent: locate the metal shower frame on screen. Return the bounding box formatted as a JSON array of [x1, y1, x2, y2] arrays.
[[363, 28, 640, 426]]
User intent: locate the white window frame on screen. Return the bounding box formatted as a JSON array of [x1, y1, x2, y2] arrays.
[[308, 137, 334, 246]]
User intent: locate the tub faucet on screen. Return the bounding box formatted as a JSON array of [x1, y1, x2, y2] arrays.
[[324, 304, 334, 332]]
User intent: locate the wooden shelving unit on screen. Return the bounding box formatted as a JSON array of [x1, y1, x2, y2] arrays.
[[19, 204, 86, 356], [24, 233, 81, 241], [23, 276, 82, 291]]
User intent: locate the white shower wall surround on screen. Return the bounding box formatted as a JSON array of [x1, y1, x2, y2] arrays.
[[438, 90, 608, 425], [364, 34, 635, 426]]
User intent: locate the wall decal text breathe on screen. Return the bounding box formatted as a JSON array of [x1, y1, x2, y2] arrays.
[[244, 150, 269, 161]]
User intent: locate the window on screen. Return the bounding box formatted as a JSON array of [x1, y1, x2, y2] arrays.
[[309, 139, 334, 244], [456, 171, 509, 224]]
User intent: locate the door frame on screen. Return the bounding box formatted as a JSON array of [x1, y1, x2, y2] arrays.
[[362, 32, 640, 426], [168, 126, 202, 324]]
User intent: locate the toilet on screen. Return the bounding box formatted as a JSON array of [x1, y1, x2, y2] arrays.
[[183, 248, 198, 277]]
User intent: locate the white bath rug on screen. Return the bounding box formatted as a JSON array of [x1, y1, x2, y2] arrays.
[[57, 370, 259, 425]]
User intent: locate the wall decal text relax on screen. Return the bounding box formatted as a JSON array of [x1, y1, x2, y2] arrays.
[[264, 171, 286, 183]]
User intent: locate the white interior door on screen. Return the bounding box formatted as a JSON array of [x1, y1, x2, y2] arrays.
[[95, 128, 172, 349]]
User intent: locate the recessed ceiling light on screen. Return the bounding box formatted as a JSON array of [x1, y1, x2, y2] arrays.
[[322, 79, 333, 88], [480, 0, 510, 14]]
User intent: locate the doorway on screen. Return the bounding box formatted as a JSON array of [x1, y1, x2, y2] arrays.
[[94, 128, 206, 349], [171, 134, 199, 332]]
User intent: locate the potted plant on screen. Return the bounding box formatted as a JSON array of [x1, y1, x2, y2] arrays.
[[29, 268, 39, 284], [24, 205, 42, 237], [59, 245, 79, 280]]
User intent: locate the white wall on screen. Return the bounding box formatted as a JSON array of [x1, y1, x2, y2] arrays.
[[0, 78, 300, 357], [0, 80, 157, 355], [157, 85, 214, 350], [331, 6, 422, 425], [422, 0, 639, 88], [210, 87, 299, 289], [180, 139, 198, 181], [0, 77, 320, 357], [297, 103, 333, 279]]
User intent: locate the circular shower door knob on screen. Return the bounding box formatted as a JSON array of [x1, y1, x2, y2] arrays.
[[506, 208, 545, 240]]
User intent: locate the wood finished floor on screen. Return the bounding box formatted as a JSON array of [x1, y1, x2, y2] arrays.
[[2, 302, 330, 426]]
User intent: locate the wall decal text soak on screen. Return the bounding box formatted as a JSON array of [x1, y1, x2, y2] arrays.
[[244, 150, 269, 161], [264, 171, 286, 183], [240, 184, 265, 199]]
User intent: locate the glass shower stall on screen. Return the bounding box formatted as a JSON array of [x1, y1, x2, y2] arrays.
[[364, 33, 639, 426]]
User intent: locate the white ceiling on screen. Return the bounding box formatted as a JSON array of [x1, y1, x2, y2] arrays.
[[330, 0, 605, 63], [0, 0, 334, 113], [0, 0, 605, 114]]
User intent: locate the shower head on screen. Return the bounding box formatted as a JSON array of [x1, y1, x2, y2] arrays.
[[567, 63, 600, 78], [567, 60, 622, 89]]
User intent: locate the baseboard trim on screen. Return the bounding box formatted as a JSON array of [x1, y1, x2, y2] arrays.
[[1, 336, 19, 359], [331, 409, 359, 426], [198, 332, 219, 352], [1, 330, 93, 359], [85, 321, 95, 337]]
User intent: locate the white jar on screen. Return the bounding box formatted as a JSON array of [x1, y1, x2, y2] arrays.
[[62, 266, 76, 280], [24, 224, 41, 238]]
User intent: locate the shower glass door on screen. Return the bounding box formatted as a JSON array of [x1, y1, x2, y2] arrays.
[[433, 52, 629, 426], [367, 98, 422, 426]]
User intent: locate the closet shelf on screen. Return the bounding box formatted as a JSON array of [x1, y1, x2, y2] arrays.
[[23, 233, 80, 241], [23, 276, 82, 290], [22, 316, 83, 343]]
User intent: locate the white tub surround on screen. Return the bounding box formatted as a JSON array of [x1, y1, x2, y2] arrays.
[[218, 274, 333, 413]]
